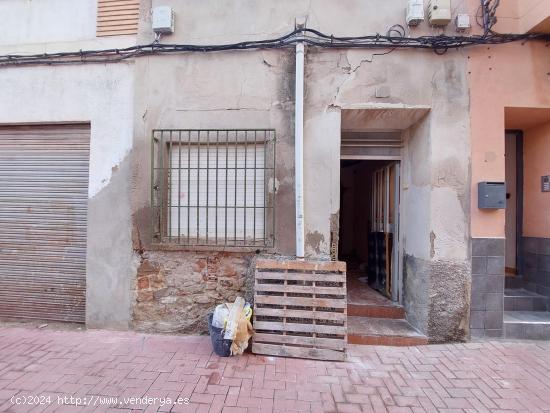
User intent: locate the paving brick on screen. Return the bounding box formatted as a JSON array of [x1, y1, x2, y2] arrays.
[[260, 380, 284, 390], [1, 328, 550, 413], [273, 398, 310, 412], [296, 390, 320, 402], [236, 396, 262, 408], [190, 393, 215, 404], [206, 385, 229, 396], [345, 393, 371, 404], [335, 402, 363, 412], [221, 407, 247, 413]]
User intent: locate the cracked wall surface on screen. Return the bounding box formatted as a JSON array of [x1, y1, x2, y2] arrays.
[[6, 0, 542, 342], [0, 54, 136, 329], [130, 0, 473, 338]]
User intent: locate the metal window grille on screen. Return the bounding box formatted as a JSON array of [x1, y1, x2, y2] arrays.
[[152, 129, 276, 247]]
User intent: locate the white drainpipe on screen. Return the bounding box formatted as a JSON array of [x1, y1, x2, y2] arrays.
[[295, 42, 305, 259]]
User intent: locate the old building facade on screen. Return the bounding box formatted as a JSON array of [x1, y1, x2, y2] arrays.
[[0, 0, 549, 344]]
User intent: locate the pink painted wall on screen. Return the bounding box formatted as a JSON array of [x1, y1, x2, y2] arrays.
[[468, 41, 550, 238], [490, 0, 550, 33], [523, 121, 550, 237]]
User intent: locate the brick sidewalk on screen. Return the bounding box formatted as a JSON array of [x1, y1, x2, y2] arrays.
[[1, 327, 550, 412]]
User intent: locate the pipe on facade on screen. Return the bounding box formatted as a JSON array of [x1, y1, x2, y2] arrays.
[[295, 42, 305, 259]]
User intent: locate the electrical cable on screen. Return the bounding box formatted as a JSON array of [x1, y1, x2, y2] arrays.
[[0, 26, 548, 67]]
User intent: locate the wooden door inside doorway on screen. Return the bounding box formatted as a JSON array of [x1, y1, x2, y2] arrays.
[[370, 162, 400, 301]]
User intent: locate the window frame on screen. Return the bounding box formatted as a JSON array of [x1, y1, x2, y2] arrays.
[[151, 129, 276, 251]]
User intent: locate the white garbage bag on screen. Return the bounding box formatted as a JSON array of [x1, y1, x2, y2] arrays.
[[212, 303, 230, 329]]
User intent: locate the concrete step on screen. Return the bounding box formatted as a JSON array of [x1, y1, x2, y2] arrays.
[[504, 288, 548, 311], [505, 276, 525, 289], [347, 277, 405, 319], [347, 316, 428, 346], [347, 302, 405, 319], [504, 311, 550, 340]]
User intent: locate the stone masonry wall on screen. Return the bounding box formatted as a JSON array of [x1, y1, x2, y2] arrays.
[[132, 251, 255, 334]]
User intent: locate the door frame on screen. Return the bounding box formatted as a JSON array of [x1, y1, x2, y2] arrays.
[[339, 154, 402, 303], [505, 129, 524, 275]]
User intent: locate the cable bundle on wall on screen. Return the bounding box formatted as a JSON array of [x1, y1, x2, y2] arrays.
[[0, 27, 548, 67]]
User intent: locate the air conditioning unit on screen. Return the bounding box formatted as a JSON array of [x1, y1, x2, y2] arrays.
[[428, 0, 452, 26], [406, 0, 425, 26]]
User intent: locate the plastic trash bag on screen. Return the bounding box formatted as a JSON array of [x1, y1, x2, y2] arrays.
[[207, 297, 254, 357], [207, 313, 232, 357], [212, 303, 230, 329], [213, 302, 252, 330]]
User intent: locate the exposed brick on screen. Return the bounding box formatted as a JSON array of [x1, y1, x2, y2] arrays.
[[133, 252, 252, 334], [137, 291, 154, 302], [137, 277, 150, 290]]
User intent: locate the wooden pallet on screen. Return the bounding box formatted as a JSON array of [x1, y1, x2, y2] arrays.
[[252, 259, 347, 361]]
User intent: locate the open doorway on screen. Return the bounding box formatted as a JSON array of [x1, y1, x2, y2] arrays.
[[505, 131, 522, 278], [339, 108, 430, 345], [339, 159, 401, 303], [501, 111, 550, 338]]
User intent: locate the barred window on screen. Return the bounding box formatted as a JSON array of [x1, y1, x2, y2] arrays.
[[152, 130, 276, 247]]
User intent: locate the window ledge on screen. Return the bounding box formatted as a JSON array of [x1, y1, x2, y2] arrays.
[[149, 243, 275, 253]]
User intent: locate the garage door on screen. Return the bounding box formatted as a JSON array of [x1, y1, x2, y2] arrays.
[[0, 124, 89, 323]]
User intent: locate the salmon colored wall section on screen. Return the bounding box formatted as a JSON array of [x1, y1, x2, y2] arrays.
[[469, 42, 550, 238], [523, 121, 550, 237], [491, 0, 550, 33]]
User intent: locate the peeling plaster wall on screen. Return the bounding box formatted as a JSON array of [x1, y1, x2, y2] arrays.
[[0, 0, 477, 338], [0, 62, 136, 329], [131, 50, 296, 329], [304, 49, 471, 340], [401, 119, 432, 334], [132, 51, 297, 255], [428, 58, 472, 341], [132, 0, 472, 338], [132, 1, 299, 332]]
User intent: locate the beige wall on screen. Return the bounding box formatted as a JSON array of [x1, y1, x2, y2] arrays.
[[523, 121, 550, 237], [469, 42, 550, 238]]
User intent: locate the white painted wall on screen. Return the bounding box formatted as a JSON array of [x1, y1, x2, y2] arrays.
[[0, 64, 134, 197], [0, 62, 136, 329], [0, 0, 97, 45]]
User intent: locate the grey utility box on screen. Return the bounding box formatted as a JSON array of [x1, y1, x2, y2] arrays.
[[478, 181, 506, 209]]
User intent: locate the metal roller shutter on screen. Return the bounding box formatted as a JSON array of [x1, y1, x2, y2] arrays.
[[0, 124, 90, 323]]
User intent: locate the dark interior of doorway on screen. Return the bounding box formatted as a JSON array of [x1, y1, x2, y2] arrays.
[[504, 130, 523, 278], [339, 159, 396, 301]]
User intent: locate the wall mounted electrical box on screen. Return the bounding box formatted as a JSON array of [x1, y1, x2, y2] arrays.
[[455, 14, 471, 32], [478, 182, 506, 209], [406, 0, 425, 26], [152, 6, 175, 34], [428, 0, 452, 26]]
